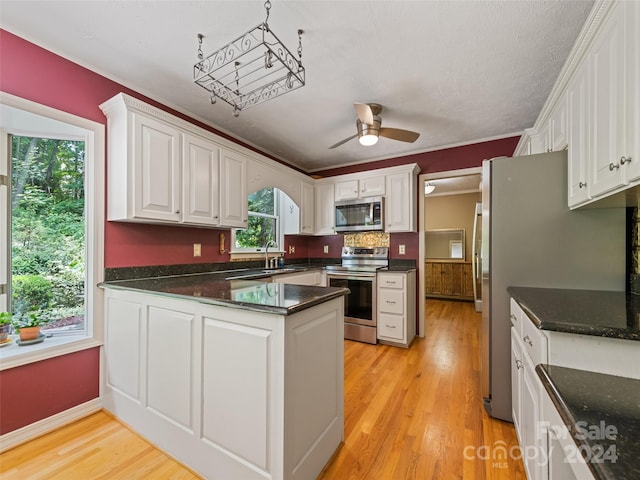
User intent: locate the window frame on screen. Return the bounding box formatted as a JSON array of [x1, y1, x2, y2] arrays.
[[0, 92, 104, 370], [231, 188, 283, 253]]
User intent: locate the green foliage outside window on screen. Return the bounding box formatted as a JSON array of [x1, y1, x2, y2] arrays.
[[10, 136, 85, 325], [234, 187, 278, 249]]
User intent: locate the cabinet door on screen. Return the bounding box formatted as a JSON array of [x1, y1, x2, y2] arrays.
[[359, 175, 385, 197], [334, 179, 359, 201], [219, 149, 248, 228], [300, 182, 315, 234], [385, 172, 414, 232], [182, 134, 220, 225], [590, 3, 626, 197], [511, 328, 523, 444], [623, 0, 640, 182], [549, 92, 568, 151], [133, 112, 181, 222], [462, 263, 474, 298], [315, 182, 335, 235], [567, 60, 591, 207], [521, 354, 544, 480], [425, 262, 442, 294]]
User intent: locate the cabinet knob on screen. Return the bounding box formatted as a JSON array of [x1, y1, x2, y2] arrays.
[[523, 335, 533, 347], [621, 156, 632, 165], [176, 209, 180, 214], [515, 359, 523, 370], [579, 181, 587, 188], [609, 162, 620, 171], [510, 314, 517, 321]]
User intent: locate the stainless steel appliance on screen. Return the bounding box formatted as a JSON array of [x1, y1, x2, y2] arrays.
[[326, 246, 389, 344], [335, 197, 384, 232], [481, 151, 626, 422]]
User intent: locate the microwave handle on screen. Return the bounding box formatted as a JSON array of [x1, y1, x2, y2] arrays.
[[370, 202, 374, 224]]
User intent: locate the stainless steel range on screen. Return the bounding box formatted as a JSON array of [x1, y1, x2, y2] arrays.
[[326, 247, 389, 344]]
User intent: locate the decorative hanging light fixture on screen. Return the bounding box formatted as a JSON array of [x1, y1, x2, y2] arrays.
[[193, 0, 305, 117]]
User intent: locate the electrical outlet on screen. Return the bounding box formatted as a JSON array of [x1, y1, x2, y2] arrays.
[[323, 245, 329, 254], [193, 243, 202, 257], [289, 245, 295, 254], [399, 244, 406, 255]]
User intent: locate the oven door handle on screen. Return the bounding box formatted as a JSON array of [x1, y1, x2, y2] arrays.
[[327, 272, 377, 280]]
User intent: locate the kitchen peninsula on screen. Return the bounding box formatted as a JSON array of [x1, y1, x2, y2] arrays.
[[100, 273, 348, 480]]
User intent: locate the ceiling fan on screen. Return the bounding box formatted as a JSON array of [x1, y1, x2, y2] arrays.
[[329, 102, 420, 149]]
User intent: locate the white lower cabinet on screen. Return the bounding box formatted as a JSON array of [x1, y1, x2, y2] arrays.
[[376, 271, 416, 347], [272, 269, 326, 286], [541, 391, 595, 480], [103, 287, 343, 480]]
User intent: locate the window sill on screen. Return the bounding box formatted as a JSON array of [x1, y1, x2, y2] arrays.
[[0, 334, 102, 371]]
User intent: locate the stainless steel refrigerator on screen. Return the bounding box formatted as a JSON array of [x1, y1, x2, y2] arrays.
[[480, 151, 626, 422]]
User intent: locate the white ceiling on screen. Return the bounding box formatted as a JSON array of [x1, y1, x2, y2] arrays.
[[0, 0, 594, 173]]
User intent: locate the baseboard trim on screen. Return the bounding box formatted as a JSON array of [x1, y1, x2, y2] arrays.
[[0, 398, 102, 452]]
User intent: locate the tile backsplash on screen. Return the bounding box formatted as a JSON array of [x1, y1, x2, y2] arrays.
[[344, 232, 390, 247], [630, 207, 640, 294]]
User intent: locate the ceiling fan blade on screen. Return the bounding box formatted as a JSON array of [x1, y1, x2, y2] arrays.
[[329, 134, 358, 149], [378, 127, 420, 143], [353, 102, 374, 125]]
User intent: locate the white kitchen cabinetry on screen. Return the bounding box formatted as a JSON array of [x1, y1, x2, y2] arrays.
[[548, 92, 568, 152], [272, 269, 326, 287], [541, 389, 595, 480], [334, 175, 385, 201], [315, 182, 336, 235], [219, 149, 248, 228], [100, 93, 251, 228], [589, 2, 626, 197], [567, 60, 591, 207], [385, 171, 416, 232], [300, 181, 315, 234], [377, 270, 416, 347], [103, 287, 343, 480], [510, 302, 546, 480], [182, 133, 220, 225]]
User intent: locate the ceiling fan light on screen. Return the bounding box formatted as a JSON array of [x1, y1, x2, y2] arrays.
[[424, 182, 436, 194], [359, 134, 379, 146]]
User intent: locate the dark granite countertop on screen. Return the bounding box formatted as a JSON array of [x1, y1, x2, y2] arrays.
[[537, 364, 640, 480], [507, 287, 640, 341], [99, 271, 348, 316], [382, 266, 417, 272]]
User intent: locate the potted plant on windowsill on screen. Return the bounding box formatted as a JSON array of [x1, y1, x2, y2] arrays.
[[0, 312, 12, 343], [12, 312, 50, 342]]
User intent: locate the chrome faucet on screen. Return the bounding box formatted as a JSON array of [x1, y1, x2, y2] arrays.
[[265, 239, 276, 268]]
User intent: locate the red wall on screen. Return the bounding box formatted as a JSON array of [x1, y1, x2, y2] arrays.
[[0, 29, 294, 268], [0, 348, 100, 434]]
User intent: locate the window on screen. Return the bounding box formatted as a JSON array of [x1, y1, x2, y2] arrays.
[[233, 187, 279, 251], [9, 136, 86, 334], [0, 95, 104, 367], [231, 187, 299, 253]]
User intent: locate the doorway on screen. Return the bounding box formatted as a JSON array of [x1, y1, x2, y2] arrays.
[[417, 167, 482, 336]]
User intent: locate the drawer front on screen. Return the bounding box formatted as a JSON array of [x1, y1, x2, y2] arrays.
[[522, 312, 548, 365], [510, 298, 522, 337], [378, 274, 404, 289], [378, 289, 404, 314], [378, 313, 404, 340]]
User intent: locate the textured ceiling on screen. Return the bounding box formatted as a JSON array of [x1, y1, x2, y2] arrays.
[[0, 0, 594, 173]]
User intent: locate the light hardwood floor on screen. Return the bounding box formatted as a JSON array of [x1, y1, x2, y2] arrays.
[[0, 299, 525, 479]]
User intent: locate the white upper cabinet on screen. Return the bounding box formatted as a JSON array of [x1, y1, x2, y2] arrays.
[[334, 175, 385, 201], [589, 2, 626, 197], [315, 182, 335, 235], [182, 133, 220, 225], [549, 92, 568, 152], [623, 0, 640, 183], [219, 149, 248, 229], [567, 60, 591, 207], [299, 181, 315, 234], [132, 111, 182, 222], [101, 93, 252, 228], [385, 171, 416, 232]]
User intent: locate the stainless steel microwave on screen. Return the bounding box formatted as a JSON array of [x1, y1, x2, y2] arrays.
[[335, 196, 384, 232]]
